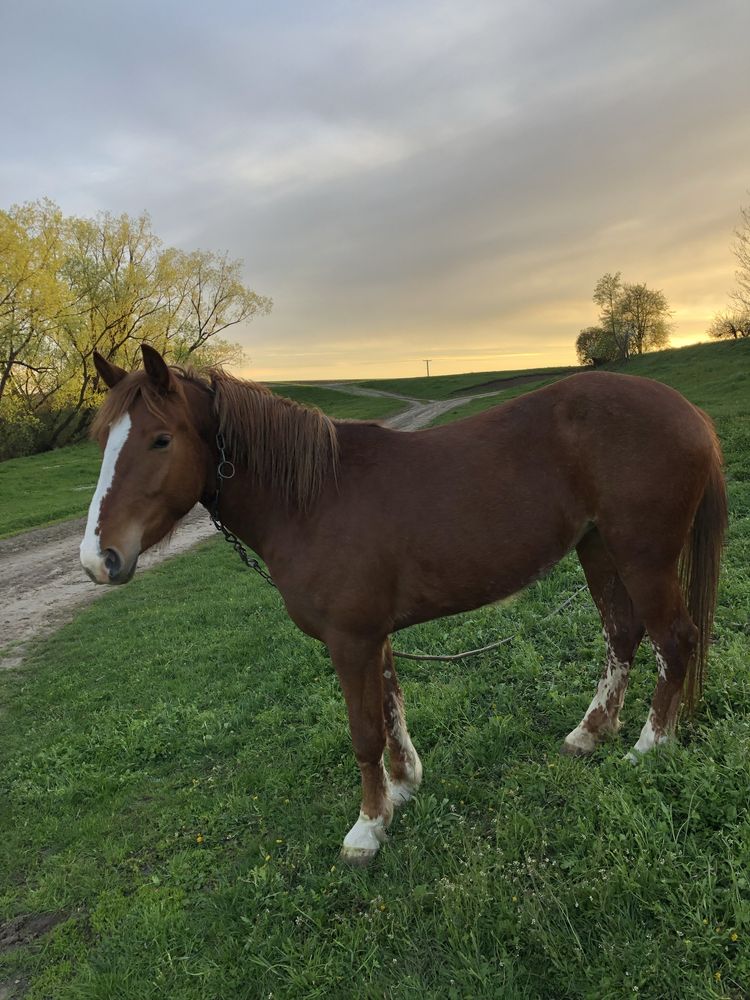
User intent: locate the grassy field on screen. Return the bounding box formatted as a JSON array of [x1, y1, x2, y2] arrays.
[[0, 441, 101, 538], [357, 365, 574, 400], [1, 340, 749, 998], [0, 389, 406, 539], [267, 384, 408, 421]]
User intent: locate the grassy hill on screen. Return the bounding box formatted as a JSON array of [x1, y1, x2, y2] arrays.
[[267, 382, 408, 420], [356, 364, 576, 400]]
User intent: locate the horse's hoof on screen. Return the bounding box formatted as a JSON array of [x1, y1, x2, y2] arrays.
[[341, 811, 388, 866], [560, 738, 595, 757], [339, 845, 380, 867], [389, 781, 416, 806]]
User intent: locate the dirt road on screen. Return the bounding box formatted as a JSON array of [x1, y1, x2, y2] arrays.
[[0, 389, 489, 668], [320, 383, 493, 430], [0, 507, 215, 670]]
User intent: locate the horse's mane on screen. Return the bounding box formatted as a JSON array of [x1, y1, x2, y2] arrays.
[[210, 369, 339, 510], [91, 365, 339, 511]]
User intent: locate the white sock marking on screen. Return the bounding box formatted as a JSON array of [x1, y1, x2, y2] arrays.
[[386, 690, 423, 795], [565, 634, 629, 750], [627, 708, 668, 762], [342, 811, 388, 852], [653, 645, 669, 681], [80, 413, 131, 581]]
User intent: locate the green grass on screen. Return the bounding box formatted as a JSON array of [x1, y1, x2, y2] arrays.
[[357, 365, 575, 400], [1, 339, 749, 998], [0, 441, 101, 538], [268, 383, 409, 420]]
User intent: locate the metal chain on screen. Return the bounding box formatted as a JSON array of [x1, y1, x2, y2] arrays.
[[207, 432, 276, 588]]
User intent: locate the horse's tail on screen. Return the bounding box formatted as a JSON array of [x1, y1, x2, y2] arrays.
[[680, 421, 728, 713]]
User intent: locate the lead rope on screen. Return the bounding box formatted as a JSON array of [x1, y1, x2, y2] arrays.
[[391, 583, 588, 661], [206, 432, 588, 661]]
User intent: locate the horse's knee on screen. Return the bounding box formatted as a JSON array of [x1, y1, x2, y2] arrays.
[[653, 615, 698, 683]]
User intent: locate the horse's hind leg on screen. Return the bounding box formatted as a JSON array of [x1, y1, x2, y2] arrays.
[[624, 570, 698, 760], [382, 640, 423, 806], [563, 529, 645, 756]]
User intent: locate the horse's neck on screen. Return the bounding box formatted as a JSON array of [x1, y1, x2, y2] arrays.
[[212, 472, 279, 558]]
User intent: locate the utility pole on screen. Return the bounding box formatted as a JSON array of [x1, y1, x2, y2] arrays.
[[423, 359, 432, 377]]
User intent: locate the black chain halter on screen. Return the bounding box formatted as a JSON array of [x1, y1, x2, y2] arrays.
[[206, 432, 276, 588]]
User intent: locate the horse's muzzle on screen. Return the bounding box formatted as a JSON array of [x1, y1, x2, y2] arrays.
[[81, 546, 137, 585]]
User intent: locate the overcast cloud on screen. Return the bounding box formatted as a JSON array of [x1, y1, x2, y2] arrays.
[[2, 0, 749, 378]]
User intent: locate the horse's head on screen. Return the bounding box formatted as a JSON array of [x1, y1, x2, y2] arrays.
[[80, 344, 212, 585]]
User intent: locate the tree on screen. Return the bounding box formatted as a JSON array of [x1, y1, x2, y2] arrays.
[[703, 201, 750, 345], [618, 282, 671, 355], [708, 310, 750, 340], [0, 201, 71, 409], [0, 200, 272, 456], [593, 272, 631, 360], [585, 272, 672, 363], [575, 326, 615, 366], [731, 201, 750, 313]]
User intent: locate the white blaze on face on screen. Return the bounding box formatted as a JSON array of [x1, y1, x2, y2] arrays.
[[80, 414, 132, 582]]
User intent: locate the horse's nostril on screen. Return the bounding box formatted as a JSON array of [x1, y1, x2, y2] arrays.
[[103, 548, 122, 579]]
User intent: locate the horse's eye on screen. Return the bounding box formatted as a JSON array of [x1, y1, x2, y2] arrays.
[[151, 434, 172, 450]]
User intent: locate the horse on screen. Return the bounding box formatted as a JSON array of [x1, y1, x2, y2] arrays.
[[81, 344, 727, 865]]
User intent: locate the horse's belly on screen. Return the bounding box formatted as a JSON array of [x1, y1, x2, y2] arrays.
[[392, 516, 583, 629]]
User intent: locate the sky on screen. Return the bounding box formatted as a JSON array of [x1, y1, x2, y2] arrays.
[[2, 0, 749, 380]]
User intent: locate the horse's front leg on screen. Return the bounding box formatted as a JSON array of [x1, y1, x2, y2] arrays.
[[329, 634, 393, 866]]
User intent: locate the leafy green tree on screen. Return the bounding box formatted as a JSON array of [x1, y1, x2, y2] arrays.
[[618, 282, 671, 355], [585, 272, 671, 363], [0, 201, 71, 409], [0, 200, 272, 455], [575, 326, 615, 366], [593, 272, 631, 360]]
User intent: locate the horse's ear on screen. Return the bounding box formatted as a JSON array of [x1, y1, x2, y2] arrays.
[[93, 351, 127, 389], [141, 344, 173, 393]]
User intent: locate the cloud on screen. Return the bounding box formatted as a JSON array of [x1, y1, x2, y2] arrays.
[[2, 0, 749, 377]]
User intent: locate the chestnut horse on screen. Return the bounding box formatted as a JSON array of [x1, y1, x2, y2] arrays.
[[81, 345, 727, 865]]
